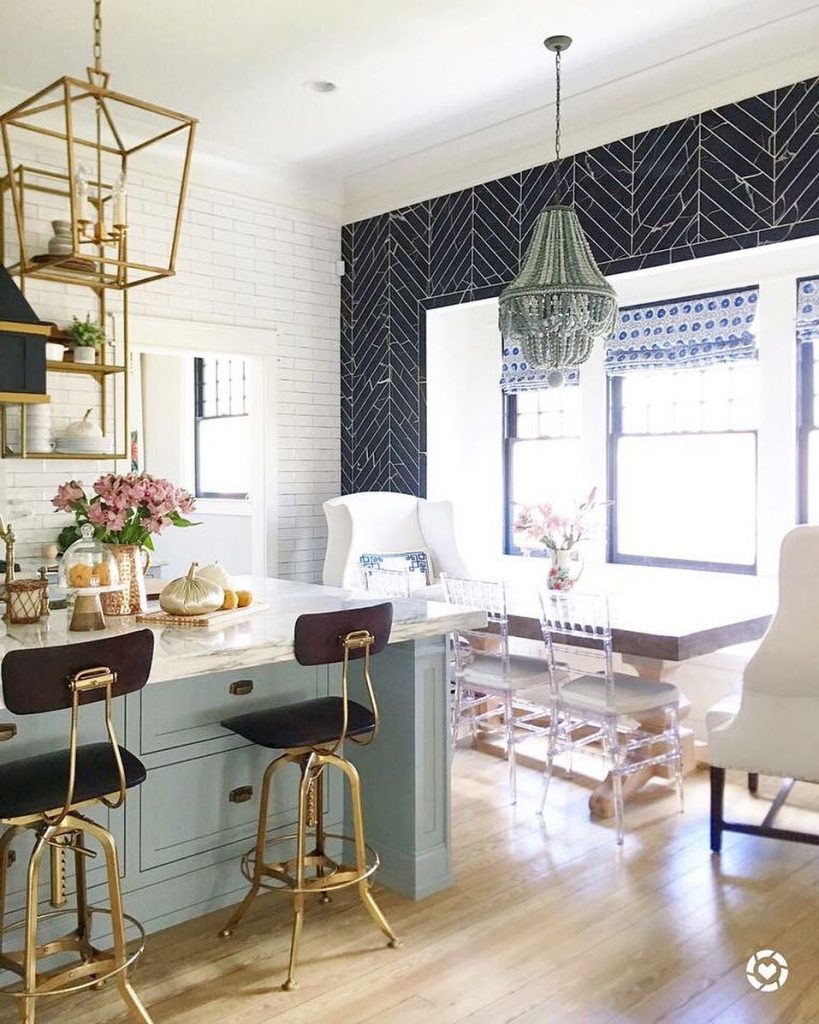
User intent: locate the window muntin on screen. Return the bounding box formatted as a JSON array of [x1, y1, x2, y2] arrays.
[[609, 363, 759, 571], [194, 356, 251, 499]]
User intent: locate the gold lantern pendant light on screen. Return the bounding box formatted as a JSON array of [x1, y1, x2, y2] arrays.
[[0, 0, 197, 291], [499, 36, 617, 387]]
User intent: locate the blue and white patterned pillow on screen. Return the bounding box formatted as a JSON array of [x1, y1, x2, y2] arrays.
[[359, 550, 430, 588]]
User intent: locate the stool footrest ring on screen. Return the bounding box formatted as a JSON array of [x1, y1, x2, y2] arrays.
[[0, 907, 145, 999], [241, 829, 381, 894]]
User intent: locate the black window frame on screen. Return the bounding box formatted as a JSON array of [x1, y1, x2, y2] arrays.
[[607, 371, 759, 574], [193, 356, 251, 500]]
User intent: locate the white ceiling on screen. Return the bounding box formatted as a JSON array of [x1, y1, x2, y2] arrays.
[[1, 0, 818, 218]]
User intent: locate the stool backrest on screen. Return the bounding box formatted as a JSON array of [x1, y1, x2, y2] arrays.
[[2, 629, 155, 715], [293, 603, 392, 666]]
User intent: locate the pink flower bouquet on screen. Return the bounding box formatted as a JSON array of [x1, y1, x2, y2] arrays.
[[513, 487, 606, 553], [53, 472, 196, 550]]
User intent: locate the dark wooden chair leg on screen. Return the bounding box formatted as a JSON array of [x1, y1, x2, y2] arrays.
[[748, 772, 759, 794], [710, 766, 725, 852]]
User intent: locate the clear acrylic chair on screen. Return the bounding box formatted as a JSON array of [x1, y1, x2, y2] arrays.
[[441, 574, 551, 804], [361, 566, 412, 598], [537, 589, 684, 844]]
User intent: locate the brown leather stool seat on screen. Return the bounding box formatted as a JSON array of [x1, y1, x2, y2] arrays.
[[0, 745, 146, 819], [222, 696, 375, 750]]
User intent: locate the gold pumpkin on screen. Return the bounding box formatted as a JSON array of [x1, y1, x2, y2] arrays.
[[159, 562, 224, 616]]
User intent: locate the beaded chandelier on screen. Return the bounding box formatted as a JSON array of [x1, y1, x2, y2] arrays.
[[499, 36, 617, 387]]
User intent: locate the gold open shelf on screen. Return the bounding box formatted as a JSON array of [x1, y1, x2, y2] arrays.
[[0, 392, 49, 405], [47, 361, 126, 378], [21, 450, 126, 460]]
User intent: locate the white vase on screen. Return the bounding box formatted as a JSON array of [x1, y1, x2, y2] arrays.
[[73, 347, 96, 364], [547, 547, 584, 590]]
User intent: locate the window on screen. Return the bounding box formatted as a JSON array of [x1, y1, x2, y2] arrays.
[[608, 363, 759, 571], [504, 386, 583, 554], [194, 356, 251, 499]]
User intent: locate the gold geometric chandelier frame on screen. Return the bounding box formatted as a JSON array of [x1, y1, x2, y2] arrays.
[[0, 1, 197, 291]]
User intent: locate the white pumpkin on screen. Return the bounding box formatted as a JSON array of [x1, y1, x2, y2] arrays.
[[196, 562, 231, 590], [160, 562, 224, 616]]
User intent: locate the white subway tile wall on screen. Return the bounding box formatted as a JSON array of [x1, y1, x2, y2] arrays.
[[0, 146, 341, 581]]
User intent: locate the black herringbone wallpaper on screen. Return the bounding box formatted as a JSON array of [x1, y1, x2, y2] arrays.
[[341, 78, 819, 496]]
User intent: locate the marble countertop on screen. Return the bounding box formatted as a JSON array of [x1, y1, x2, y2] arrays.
[[0, 577, 485, 684]]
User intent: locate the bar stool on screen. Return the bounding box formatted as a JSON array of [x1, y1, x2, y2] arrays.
[[0, 630, 155, 1024], [218, 603, 401, 991]]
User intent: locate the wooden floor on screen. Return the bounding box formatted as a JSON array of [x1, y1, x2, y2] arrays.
[[41, 752, 819, 1024]]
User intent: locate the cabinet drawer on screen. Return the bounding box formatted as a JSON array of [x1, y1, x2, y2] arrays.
[[139, 663, 327, 755], [139, 744, 305, 871]]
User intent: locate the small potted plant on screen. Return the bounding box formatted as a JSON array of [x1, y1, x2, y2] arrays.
[[67, 314, 104, 364]]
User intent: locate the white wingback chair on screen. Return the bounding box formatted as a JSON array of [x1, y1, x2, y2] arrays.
[[322, 492, 470, 588], [708, 525, 819, 851]]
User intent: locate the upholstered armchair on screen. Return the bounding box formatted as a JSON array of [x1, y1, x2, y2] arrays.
[[322, 492, 470, 588], [708, 525, 819, 851]]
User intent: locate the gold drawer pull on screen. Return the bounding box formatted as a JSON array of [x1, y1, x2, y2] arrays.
[[229, 786, 253, 804], [229, 680, 253, 696], [0, 724, 17, 742]]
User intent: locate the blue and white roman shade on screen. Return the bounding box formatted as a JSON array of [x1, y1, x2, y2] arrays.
[[604, 285, 759, 376], [500, 348, 580, 393], [797, 277, 819, 344]]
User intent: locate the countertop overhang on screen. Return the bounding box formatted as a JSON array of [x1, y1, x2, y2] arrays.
[[0, 577, 485, 684]]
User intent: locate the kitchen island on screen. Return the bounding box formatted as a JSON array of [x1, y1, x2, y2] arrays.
[[0, 578, 484, 936]]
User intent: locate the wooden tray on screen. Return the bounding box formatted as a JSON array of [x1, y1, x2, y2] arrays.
[[136, 602, 267, 629]]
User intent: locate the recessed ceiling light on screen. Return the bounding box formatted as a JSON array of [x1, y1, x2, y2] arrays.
[[304, 80, 338, 94]]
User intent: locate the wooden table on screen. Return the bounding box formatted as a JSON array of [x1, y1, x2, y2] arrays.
[[505, 590, 772, 662]]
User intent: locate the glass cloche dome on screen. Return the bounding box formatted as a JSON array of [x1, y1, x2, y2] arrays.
[[59, 524, 120, 590]]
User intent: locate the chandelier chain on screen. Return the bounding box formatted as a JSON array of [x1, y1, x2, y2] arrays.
[[93, 0, 103, 73], [554, 46, 562, 204]]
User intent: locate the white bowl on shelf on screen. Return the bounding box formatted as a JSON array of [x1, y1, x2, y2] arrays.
[[55, 435, 114, 454]]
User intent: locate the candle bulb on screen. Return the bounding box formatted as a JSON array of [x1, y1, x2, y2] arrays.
[[74, 165, 91, 223], [112, 171, 127, 228]]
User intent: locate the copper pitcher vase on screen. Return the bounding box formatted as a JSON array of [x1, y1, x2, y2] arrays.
[[100, 544, 149, 616]]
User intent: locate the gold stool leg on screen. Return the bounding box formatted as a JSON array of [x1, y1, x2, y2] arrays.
[[20, 827, 53, 1024], [282, 754, 314, 991], [0, 825, 21, 964], [333, 755, 400, 949], [219, 752, 289, 939], [83, 819, 153, 1024]]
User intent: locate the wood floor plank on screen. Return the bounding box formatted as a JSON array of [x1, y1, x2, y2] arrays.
[[27, 753, 819, 1024]]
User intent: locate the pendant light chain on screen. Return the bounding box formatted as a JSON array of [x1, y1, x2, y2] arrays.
[[93, 0, 103, 73], [554, 46, 562, 205]]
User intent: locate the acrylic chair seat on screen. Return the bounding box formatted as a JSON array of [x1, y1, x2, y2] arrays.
[[557, 673, 678, 716], [459, 652, 549, 692]]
